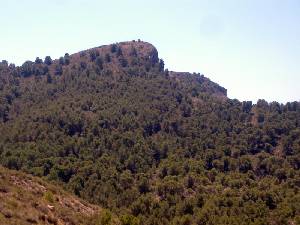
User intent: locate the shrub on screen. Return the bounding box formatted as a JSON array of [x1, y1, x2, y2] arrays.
[[120, 214, 139, 225], [44, 56, 52, 65], [111, 44, 117, 53], [44, 191, 54, 203], [35, 57, 43, 64], [55, 65, 63, 75]]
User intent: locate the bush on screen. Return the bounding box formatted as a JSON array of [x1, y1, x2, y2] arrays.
[[91, 210, 112, 225], [64, 53, 70, 65], [90, 50, 99, 61], [95, 57, 103, 69], [55, 65, 63, 75], [44, 56, 52, 65], [59, 57, 65, 65], [80, 61, 87, 69], [44, 191, 55, 203], [21, 61, 34, 77], [35, 57, 43, 64], [120, 214, 139, 225], [105, 53, 111, 63], [111, 44, 117, 53]]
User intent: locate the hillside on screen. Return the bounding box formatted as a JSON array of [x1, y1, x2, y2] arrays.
[[0, 166, 121, 225], [0, 40, 300, 225]]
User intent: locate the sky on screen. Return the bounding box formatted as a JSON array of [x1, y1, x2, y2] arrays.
[[1, 0, 299, 103]]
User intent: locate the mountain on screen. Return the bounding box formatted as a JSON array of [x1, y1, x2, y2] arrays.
[[0, 40, 299, 225]]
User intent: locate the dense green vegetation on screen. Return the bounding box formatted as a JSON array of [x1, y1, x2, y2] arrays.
[[0, 41, 299, 225]]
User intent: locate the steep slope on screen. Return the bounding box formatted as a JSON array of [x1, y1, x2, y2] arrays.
[[0, 41, 299, 225], [0, 166, 120, 225]]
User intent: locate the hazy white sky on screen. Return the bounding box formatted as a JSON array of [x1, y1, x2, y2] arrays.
[[1, 0, 299, 103]]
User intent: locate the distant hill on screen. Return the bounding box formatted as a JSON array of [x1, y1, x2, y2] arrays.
[[0, 40, 299, 225]]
